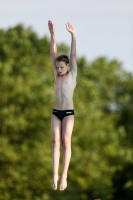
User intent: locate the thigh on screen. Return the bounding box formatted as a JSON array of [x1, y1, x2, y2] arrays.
[[61, 115, 74, 139], [51, 114, 62, 141]]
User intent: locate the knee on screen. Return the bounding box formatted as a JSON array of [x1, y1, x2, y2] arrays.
[[53, 137, 60, 147], [62, 137, 71, 148]]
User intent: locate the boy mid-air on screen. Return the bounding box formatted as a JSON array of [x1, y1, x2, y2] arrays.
[[48, 20, 77, 191]]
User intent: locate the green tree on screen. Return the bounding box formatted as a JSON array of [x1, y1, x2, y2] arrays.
[[0, 25, 133, 200]]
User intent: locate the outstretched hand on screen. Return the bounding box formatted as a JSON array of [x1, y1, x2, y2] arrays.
[[48, 20, 55, 34], [66, 22, 76, 35]]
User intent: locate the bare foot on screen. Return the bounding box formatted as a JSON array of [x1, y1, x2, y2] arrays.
[[59, 177, 67, 191], [51, 175, 60, 190]]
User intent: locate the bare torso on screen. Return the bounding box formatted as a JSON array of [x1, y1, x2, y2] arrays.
[[54, 71, 76, 110]]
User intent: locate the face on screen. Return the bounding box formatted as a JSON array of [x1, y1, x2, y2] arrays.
[[56, 61, 69, 76]]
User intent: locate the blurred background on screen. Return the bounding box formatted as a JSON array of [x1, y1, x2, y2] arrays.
[[0, 0, 133, 200]]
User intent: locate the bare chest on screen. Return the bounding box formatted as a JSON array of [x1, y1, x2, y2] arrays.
[[54, 73, 76, 92]]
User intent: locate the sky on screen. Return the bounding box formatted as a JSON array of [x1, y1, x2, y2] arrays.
[[0, 0, 133, 73]]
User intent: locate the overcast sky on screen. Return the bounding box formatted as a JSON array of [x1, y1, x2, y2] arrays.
[[0, 0, 133, 73]]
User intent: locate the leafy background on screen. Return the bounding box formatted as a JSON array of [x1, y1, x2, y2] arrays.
[[0, 24, 133, 200]]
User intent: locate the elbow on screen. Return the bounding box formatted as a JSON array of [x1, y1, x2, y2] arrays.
[[50, 51, 56, 56], [71, 52, 76, 57]]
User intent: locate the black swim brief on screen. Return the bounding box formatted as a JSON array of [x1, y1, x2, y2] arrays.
[[52, 109, 74, 121]]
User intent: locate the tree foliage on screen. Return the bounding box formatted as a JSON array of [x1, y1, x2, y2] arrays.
[[0, 24, 133, 200]]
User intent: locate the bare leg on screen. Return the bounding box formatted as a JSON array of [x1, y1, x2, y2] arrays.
[[60, 115, 74, 191], [51, 115, 61, 190]]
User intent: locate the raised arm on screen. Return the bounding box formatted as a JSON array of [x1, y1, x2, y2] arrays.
[[48, 20, 57, 78], [66, 22, 77, 76]]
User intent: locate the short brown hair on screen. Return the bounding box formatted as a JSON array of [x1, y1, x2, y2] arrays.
[[56, 55, 69, 65]]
